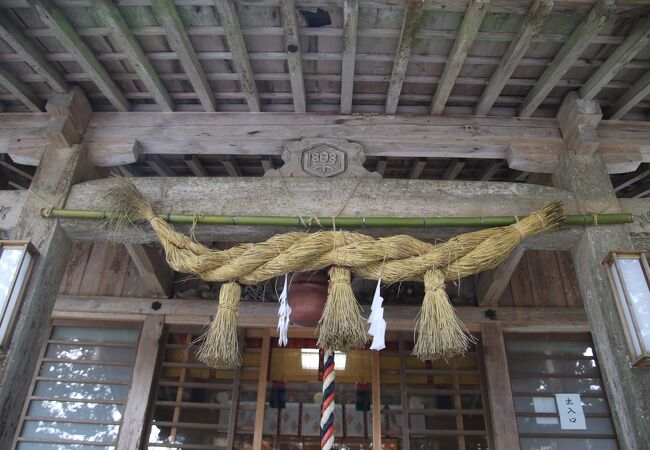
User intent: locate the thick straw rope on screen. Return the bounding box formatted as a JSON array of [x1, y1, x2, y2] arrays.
[[106, 178, 565, 365]]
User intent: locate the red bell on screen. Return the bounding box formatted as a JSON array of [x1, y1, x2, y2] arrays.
[[287, 271, 328, 327]]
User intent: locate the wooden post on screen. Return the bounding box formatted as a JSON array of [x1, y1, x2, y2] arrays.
[[371, 350, 382, 449], [0, 87, 92, 448], [117, 315, 164, 449], [480, 322, 520, 450], [253, 329, 271, 450], [553, 151, 650, 450]]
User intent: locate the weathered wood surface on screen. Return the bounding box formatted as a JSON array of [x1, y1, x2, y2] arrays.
[[385, 0, 423, 114], [340, 0, 358, 114], [3, 113, 650, 173], [477, 245, 525, 306], [553, 151, 649, 450], [0, 190, 26, 239], [518, 0, 615, 117], [0, 65, 43, 112], [280, 0, 306, 113], [25, 0, 129, 112], [60, 176, 590, 248], [53, 295, 589, 332], [430, 0, 489, 115], [117, 315, 164, 449], [609, 72, 650, 120], [124, 244, 174, 298], [481, 323, 520, 450]]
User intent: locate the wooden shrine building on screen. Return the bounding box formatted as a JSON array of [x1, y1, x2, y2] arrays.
[[0, 0, 650, 448]]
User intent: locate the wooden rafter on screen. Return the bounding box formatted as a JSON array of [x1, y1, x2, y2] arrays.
[[609, 71, 650, 120], [430, 0, 489, 115], [213, 0, 260, 112], [340, 0, 358, 114], [475, 0, 553, 115], [0, 65, 43, 111], [408, 158, 427, 179], [442, 159, 465, 180], [184, 154, 208, 176], [92, 0, 174, 112], [580, 15, 650, 101], [279, 0, 306, 113], [0, 14, 67, 93], [385, 0, 423, 114], [146, 154, 175, 176], [220, 155, 241, 176], [26, 0, 129, 112], [518, 0, 616, 117], [151, 0, 216, 112], [479, 161, 502, 181]]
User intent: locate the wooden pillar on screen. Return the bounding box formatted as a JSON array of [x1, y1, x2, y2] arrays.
[[553, 151, 650, 450], [117, 316, 164, 449], [253, 330, 271, 450], [481, 322, 520, 450], [371, 350, 382, 449], [0, 87, 91, 448]]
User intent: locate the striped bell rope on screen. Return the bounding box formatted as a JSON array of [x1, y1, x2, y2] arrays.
[[321, 348, 335, 450]]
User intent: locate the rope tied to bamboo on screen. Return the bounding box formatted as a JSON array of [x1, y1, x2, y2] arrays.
[[104, 177, 565, 367]]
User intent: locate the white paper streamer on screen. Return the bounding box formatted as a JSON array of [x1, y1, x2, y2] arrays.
[[277, 274, 291, 347], [368, 279, 386, 350]]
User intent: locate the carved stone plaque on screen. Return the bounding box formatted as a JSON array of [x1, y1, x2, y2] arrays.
[[302, 145, 345, 177], [264, 138, 381, 178]]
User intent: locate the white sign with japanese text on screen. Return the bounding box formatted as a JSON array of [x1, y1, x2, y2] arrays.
[[555, 393, 586, 430]]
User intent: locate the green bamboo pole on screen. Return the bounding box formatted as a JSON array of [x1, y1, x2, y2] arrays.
[[44, 208, 634, 228]]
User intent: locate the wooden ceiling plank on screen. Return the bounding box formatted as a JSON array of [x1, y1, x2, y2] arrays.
[[0, 65, 43, 111], [442, 159, 465, 180], [213, 0, 260, 112], [0, 14, 68, 93], [340, 0, 358, 114], [518, 0, 616, 117], [475, 0, 553, 116], [26, 0, 129, 111], [608, 71, 650, 120], [146, 154, 175, 176], [580, 15, 650, 101], [385, 0, 423, 114], [430, 0, 489, 115], [184, 154, 208, 176], [408, 158, 427, 179], [92, 0, 174, 112], [151, 0, 216, 112], [279, 0, 306, 113]]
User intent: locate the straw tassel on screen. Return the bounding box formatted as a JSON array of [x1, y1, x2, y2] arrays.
[[317, 266, 367, 352], [196, 281, 242, 368], [412, 269, 474, 361]]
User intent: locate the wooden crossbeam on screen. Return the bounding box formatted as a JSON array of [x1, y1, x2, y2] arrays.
[[340, 0, 359, 114], [475, 0, 553, 115], [0, 14, 67, 93], [146, 154, 175, 176], [26, 0, 129, 112], [609, 71, 650, 120], [0, 65, 43, 112], [279, 0, 306, 113], [442, 159, 465, 180], [213, 0, 260, 112], [53, 295, 590, 331], [518, 0, 615, 117], [184, 154, 208, 176], [151, 0, 216, 112], [430, 0, 489, 115], [385, 0, 424, 114], [92, 0, 174, 112], [580, 16, 650, 101]]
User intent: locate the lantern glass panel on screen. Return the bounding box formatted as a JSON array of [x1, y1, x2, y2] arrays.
[[0, 244, 32, 347], [610, 256, 650, 358]]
